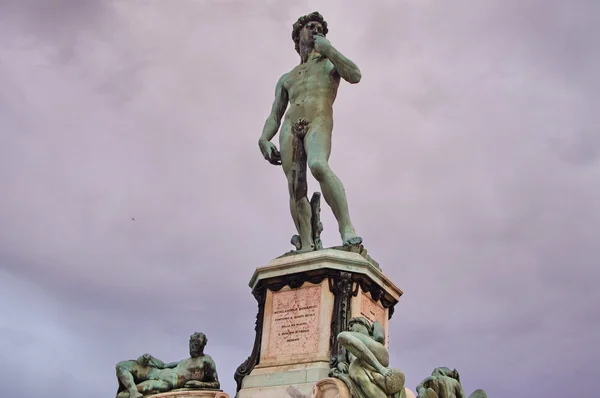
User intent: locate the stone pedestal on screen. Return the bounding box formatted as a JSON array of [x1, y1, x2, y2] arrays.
[[234, 249, 403, 398], [146, 390, 229, 398]]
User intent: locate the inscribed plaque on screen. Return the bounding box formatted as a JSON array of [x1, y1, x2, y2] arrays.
[[360, 293, 385, 326], [266, 285, 321, 357]]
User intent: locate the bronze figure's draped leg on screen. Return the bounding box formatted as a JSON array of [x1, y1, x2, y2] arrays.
[[115, 354, 169, 398], [337, 318, 406, 398], [339, 331, 403, 398], [135, 379, 174, 396], [338, 331, 390, 375], [116, 360, 145, 398]]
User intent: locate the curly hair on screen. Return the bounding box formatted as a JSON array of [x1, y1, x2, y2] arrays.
[[292, 11, 329, 54], [190, 332, 207, 346], [348, 317, 373, 334]]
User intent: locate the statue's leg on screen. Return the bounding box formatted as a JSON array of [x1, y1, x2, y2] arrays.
[[280, 121, 313, 251], [338, 331, 389, 374], [349, 360, 388, 398], [137, 380, 171, 395], [304, 125, 362, 246], [115, 364, 144, 398]]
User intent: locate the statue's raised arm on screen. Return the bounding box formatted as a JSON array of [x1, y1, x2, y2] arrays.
[[313, 34, 361, 84]]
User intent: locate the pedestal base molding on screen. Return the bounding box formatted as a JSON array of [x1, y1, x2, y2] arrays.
[[146, 390, 228, 398]]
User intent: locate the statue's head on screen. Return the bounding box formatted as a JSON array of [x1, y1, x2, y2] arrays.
[[348, 317, 372, 336], [292, 11, 329, 54], [189, 332, 207, 358], [432, 367, 460, 382], [136, 353, 153, 366]]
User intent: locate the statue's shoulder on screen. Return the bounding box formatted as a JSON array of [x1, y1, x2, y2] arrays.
[[278, 70, 291, 83], [203, 354, 216, 362], [117, 359, 138, 368], [199, 354, 216, 368]]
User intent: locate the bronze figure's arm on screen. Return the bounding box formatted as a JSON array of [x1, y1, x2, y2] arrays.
[[314, 35, 361, 84], [162, 361, 179, 368], [258, 73, 289, 165]]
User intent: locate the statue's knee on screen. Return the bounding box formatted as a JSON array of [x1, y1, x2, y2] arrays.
[[308, 159, 329, 181], [337, 331, 351, 344]]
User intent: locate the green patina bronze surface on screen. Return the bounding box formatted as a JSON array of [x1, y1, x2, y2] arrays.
[[416, 368, 488, 398], [258, 11, 363, 253], [115, 332, 220, 398], [334, 317, 406, 398]]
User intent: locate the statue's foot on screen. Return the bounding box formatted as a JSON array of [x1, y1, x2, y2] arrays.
[[291, 234, 316, 253], [378, 366, 393, 378], [342, 231, 362, 246], [295, 244, 315, 253], [291, 235, 302, 250]]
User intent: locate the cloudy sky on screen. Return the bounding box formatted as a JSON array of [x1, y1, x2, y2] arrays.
[[1, 0, 599, 397]]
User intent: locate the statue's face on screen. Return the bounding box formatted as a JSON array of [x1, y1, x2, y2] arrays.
[[299, 20, 325, 47], [189, 338, 205, 358], [350, 322, 369, 336]]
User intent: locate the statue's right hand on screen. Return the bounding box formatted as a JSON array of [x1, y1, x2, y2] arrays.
[[258, 139, 282, 166]]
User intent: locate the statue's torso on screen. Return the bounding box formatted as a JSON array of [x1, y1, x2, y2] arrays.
[[175, 355, 215, 382], [283, 56, 340, 124], [422, 376, 463, 398]]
